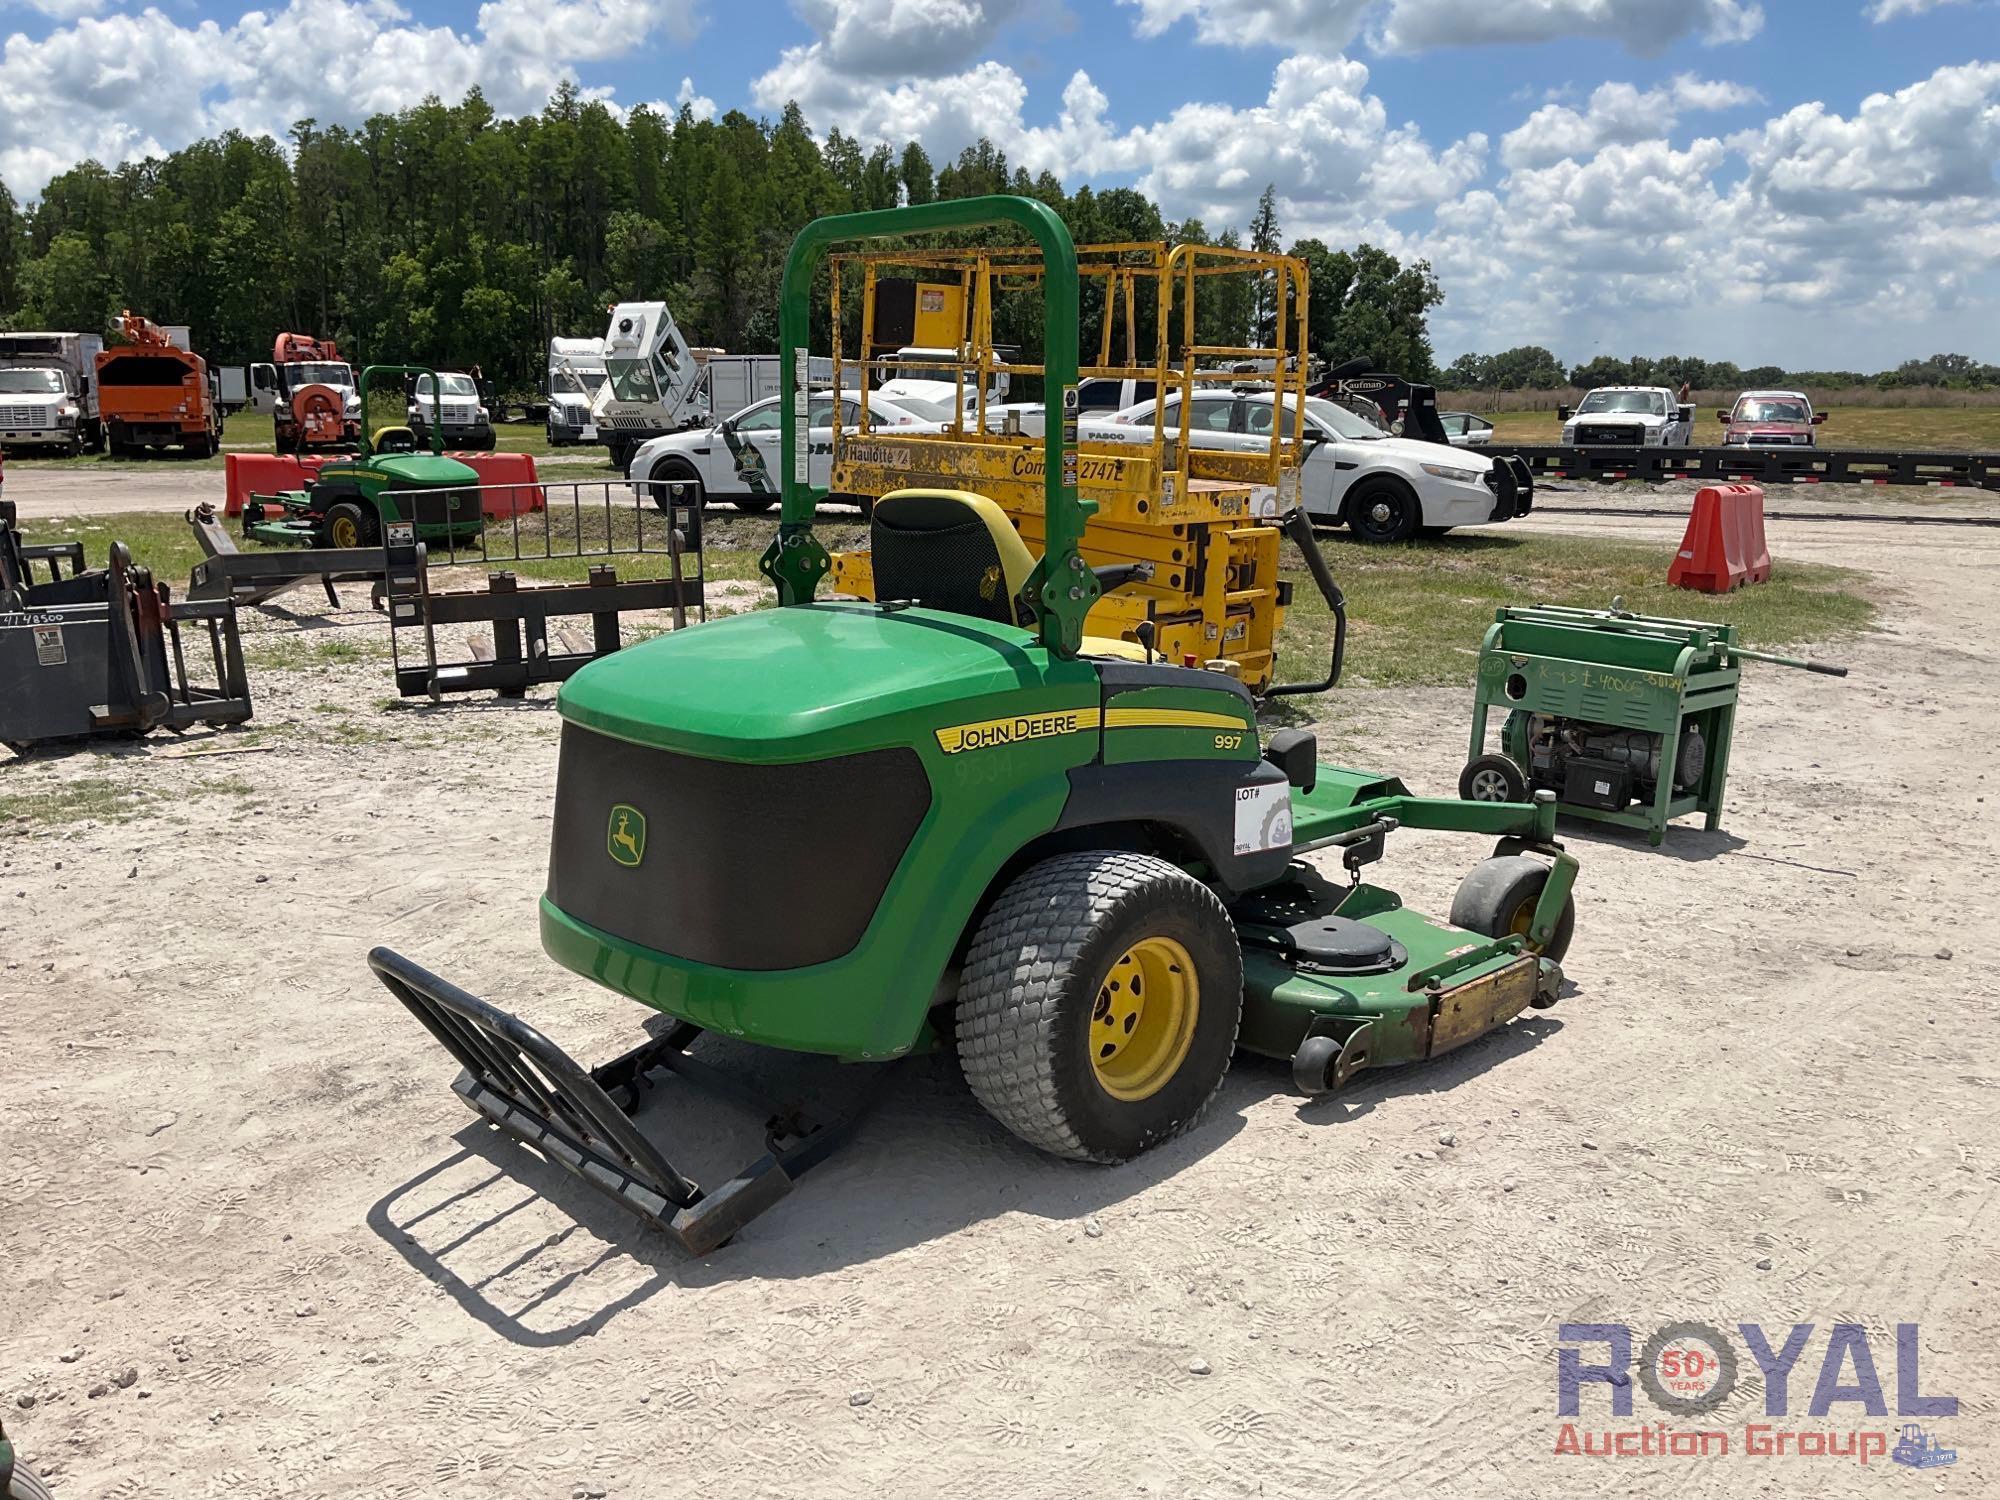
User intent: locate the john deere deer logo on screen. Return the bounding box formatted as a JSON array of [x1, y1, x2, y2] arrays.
[[607, 804, 646, 867]]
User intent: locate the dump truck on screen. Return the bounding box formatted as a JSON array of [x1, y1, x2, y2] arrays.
[[250, 332, 361, 452], [94, 313, 224, 457], [0, 330, 104, 455]]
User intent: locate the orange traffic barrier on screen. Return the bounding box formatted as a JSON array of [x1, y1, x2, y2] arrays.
[[224, 452, 544, 519], [1669, 482, 1770, 593]]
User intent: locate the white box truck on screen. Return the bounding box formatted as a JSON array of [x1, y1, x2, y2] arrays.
[[0, 331, 106, 454], [696, 351, 833, 416]]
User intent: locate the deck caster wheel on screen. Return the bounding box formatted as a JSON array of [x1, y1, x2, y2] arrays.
[[1291, 1035, 1341, 1096], [1451, 855, 1575, 963], [1290, 1021, 1373, 1096], [1460, 753, 1527, 804]]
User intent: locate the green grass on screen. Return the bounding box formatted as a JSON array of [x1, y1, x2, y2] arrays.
[[20, 510, 1874, 696], [243, 631, 392, 671], [1271, 530, 1874, 689], [1479, 405, 2000, 453], [18, 504, 750, 591], [0, 777, 153, 828]]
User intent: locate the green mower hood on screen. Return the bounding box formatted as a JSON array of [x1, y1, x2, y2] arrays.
[[352, 452, 480, 486], [559, 602, 1095, 762]]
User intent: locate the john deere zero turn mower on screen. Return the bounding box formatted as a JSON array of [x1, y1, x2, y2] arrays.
[[241, 366, 485, 551], [371, 198, 1580, 1255]]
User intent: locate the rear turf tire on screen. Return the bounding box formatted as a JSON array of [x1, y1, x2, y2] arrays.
[[1450, 854, 1575, 963], [955, 850, 1243, 1163], [324, 501, 373, 551], [9, 1455, 54, 1500]]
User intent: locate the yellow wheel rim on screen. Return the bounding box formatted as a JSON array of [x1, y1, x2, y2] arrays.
[[329, 515, 360, 549], [1089, 935, 1199, 1102]]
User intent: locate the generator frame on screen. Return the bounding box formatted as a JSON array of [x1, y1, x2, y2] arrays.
[[1465, 603, 1843, 845]]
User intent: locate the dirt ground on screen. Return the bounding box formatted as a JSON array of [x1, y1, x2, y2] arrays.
[[1, 493, 1995, 1499]]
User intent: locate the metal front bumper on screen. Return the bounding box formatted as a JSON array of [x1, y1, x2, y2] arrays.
[[1484, 454, 1535, 520], [0, 425, 79, 448]]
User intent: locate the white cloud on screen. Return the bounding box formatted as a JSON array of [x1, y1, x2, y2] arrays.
[[17, 0, 104, 16], [1731, 61, 2000, 208], [676, 76, 717, 121], [1500, 74, 1761, 168], [1121, 0, 1372, 51], [753, 44, 1486, 233], [0, 0, 701, 197], [1373, 0, 1762, 52], [1866, 0, 1968, 19], [1122, 0, 1763, 55], [790, 0, 1027, 75], [1415, 62, 2000, 363]]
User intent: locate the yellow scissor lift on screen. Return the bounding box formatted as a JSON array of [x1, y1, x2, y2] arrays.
[[823, 241, 1336, 695]]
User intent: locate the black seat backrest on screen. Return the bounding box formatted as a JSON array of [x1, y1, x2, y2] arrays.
[[869, 492, 1019, 626]]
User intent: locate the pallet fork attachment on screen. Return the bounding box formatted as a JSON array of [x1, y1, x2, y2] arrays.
[[369, 948, 875, 1255]]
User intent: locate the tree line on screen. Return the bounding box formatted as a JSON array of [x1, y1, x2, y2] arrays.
[[0, 90, 1445, 397], [1443, 346, 2000, 393]]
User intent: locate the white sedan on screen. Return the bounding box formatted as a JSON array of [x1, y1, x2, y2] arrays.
[[1085, 391, 1533, 542], [1439, 411, 1494, 447], [627, 391, 953, 513]]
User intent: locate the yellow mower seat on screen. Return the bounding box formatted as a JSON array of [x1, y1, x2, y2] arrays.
[[869, 488, 1149, 659]]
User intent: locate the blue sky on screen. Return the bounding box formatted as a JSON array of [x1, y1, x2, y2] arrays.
[[3, 0, 1996, 369]]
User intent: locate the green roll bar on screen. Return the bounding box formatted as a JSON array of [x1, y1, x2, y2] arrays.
[[757, 195, 1098, 656], [358, 365, 447, 458]]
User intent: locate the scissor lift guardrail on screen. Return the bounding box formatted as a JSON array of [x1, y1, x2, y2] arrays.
[[823, 240, 1323, 693]]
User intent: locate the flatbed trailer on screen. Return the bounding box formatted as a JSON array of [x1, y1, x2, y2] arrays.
[[1491, 443, 1998, 490]]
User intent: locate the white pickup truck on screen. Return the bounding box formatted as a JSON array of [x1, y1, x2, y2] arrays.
[[1084, 389, 1533, 542], [1559, 387, 1694, 447]]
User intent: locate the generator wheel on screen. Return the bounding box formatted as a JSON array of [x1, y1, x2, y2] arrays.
[[324, 502, 373, 551], [955, 850, 1243, 1163], [1450, 855, 1574, 963], [1460, 753, 1527, 803]]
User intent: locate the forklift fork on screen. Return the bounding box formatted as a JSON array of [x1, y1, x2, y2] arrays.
[[370, 947, 876, 1255]]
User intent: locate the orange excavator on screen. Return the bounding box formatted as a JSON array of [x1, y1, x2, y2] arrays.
[[94, 312, 224, 457], [252, 332, 360, 453]]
